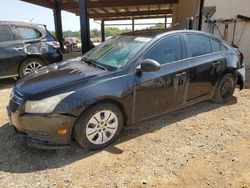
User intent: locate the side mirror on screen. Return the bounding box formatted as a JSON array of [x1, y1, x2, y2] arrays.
[[137, 59, 161, 73]]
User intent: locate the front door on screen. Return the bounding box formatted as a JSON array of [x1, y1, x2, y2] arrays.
[[134, 35, 189, 121]]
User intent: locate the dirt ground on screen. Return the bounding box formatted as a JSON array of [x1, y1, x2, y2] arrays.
[[0, 70, 250, 188]]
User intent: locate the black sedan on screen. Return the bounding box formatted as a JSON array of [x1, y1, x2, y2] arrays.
[[7, 30, 245, 150]]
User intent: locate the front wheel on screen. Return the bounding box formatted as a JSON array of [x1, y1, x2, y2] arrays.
[[212, 73, 236, 104], [74, 103, 124, 150]]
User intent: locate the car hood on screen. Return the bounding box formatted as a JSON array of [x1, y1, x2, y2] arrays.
[[15, 58, 107, 98]]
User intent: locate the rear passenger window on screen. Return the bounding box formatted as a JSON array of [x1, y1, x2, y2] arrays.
[[210, 39, 221, 52], [0, 25, 14, 42], [16, 27, 41, 40], [184, 34, 212, 57], [143, 35, 182, 65]]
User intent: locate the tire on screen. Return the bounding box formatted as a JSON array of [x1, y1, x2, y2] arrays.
[[19, 58, 46, 77], [212, 73, 236, 104], [74, 103, 124, 150]]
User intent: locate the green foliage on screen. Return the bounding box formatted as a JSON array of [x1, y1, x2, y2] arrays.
[[63, 30, 81, 38], [50, 27, 132, 39], [50, 22, 164, 39], [105, 27, 131, 37], [90, 29, 100, 38], [150, 23, 165, 29]]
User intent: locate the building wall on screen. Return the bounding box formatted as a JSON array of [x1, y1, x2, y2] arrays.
[[173, 0, 200, 30], [202, 0, 250, 67]]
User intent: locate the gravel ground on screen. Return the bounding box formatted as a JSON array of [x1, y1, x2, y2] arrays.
[[0, 70, 249, 188]]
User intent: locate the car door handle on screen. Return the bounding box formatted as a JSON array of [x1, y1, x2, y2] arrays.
[[13, 47, 24, 51], [175, 72, 186, 77]]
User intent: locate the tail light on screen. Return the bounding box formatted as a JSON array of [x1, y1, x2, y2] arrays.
[[47, 41, 60, 49]]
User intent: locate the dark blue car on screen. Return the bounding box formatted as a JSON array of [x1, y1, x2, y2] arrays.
[[0, 21, 63, 79], [7, 30, 245, 150]]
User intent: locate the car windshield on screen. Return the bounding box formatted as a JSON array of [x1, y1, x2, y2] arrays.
[[82, 35, 152, 70]]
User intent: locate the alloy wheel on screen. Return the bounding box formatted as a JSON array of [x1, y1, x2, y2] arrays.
[[86, 110, 118, 145], [23, 61, 43, 76]]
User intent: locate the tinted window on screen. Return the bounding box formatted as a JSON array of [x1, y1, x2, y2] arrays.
[[143, 35, 182, 65], [0, 25, 14, 42], [210, 39, 221, 52], [16, 27, 41, 40], [185, 34, 212, 57]]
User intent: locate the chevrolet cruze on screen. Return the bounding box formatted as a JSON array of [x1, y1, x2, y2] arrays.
[[7, 30, 245, 150]]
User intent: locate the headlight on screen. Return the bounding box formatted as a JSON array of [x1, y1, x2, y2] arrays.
[[25, 91, 74, 113]]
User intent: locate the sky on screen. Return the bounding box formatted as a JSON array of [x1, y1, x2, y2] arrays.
[[0, 0, 170, 31]]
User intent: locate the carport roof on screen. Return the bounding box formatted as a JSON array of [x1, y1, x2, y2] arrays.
[[21, 0, 178, 20]]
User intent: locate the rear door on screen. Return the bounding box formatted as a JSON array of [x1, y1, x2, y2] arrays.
[[134, 34, 189, 121], [14, 26, 43, 54], [183, 33, 225, 102], [0, 25, 25, 77]]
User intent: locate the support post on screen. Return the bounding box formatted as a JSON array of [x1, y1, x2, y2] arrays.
[[164, 17, 167, 28], [198, 0, 205, 30], [132, 18, 135, 31], [53, 0, 64, 52], [101, 20, 105, 42], [188, 18, 193, 30], [79, 0, 90, 54]]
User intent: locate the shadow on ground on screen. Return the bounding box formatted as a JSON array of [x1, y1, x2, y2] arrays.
[[0, 78, 16, 90], [245, 68, 250, 89], [0, 97, 237, 173]]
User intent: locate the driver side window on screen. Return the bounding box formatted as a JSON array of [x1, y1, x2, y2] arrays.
[[143, 35, 182, 65]]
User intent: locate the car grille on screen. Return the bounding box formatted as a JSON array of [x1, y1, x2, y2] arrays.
[[8, 90, 24, 113]]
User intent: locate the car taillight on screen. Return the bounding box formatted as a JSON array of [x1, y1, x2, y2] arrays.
[[47, 41, 60, 49]]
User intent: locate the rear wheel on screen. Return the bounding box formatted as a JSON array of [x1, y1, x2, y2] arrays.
[[212, 73, 236, 104], [74, 103, 124, 150], [19, 58, 46, 77]]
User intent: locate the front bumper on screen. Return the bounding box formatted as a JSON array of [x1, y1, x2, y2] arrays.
[[7, 107, 76, 149]]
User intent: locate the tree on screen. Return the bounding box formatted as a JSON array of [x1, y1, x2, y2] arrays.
[[105, 27, 131, 37], [90, 29, 100, 38], [150, 23, 165, 29], [49, 27, 132, 40]]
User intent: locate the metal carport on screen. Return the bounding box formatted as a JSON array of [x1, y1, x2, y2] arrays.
[[20, 0, 202, 54]]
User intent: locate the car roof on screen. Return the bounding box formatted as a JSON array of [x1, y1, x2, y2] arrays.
[[0, 20, 46, 28], [122, 29, 172, 37], [122, 29, 219, 40]]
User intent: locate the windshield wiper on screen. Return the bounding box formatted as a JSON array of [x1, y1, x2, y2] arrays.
[[82, 57, 108, 71]]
